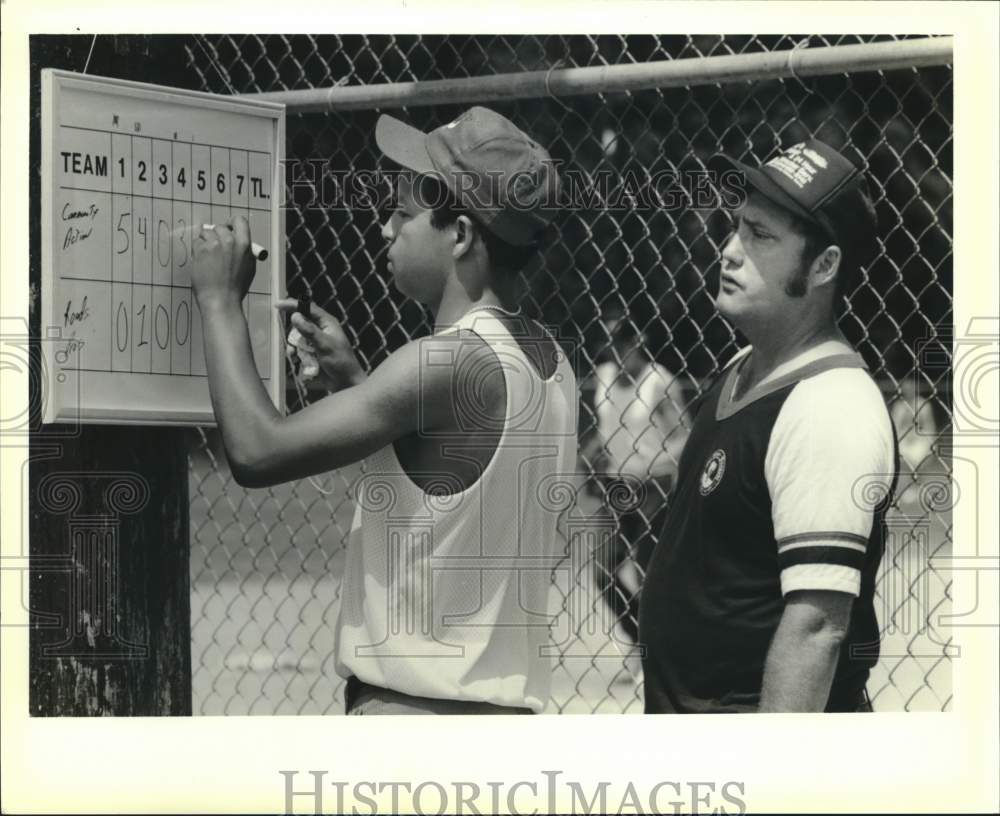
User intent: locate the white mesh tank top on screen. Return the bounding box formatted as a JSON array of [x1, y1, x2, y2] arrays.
[[333, 310, 578, 712]]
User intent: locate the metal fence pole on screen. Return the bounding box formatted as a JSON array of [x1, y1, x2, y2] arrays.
[[246, 36, 953, 112]]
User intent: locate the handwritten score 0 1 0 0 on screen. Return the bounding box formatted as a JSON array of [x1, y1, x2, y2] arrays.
[[41, 69, 286, 425]]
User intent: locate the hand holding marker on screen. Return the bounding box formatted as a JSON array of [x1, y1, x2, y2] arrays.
[[287, 295, 320, 379], [276, 295, 366, 392], [195, 222, 311, 377]]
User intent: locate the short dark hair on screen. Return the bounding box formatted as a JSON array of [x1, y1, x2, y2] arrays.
[[787, 211, 861, 302], [417, 175, 538, 277], [811, 179, 879, 302]]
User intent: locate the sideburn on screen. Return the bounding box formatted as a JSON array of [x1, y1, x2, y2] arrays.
[[783, 263, 810, 298]]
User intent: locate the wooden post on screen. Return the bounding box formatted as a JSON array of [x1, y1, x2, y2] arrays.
[[28, 429, 192, 716], [28, 36, 195, 716]]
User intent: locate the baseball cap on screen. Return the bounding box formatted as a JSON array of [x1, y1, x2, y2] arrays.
[[375, 107, 560, 246], [710, 138, 879, 266]]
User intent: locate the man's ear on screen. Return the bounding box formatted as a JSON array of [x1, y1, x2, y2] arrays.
[[453, 215, 477, 260], [811, 245, 842, 288]]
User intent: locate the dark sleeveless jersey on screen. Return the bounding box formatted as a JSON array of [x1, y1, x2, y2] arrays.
[[639, 349, 898, 713]]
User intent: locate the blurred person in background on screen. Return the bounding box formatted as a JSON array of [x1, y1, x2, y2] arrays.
[[889, 381, 943, 471], [582, 308, 694, 643], [888, 379, 947, 514]]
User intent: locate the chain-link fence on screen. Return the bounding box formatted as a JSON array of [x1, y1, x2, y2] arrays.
[[181, 35, 953, 714]]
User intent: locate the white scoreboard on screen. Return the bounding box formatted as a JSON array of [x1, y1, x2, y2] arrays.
[[41, 69, 286, 425]]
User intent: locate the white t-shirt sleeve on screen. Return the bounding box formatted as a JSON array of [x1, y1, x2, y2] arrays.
[[764, 368, 896, 597]]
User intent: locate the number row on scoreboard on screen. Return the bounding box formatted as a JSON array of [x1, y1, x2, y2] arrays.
[[108, 195, 272, 294], [57, 277, 272, 378], [56, 186, 271, 294], [57, 126, 272, 209]]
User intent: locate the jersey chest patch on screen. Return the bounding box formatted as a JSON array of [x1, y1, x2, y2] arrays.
[[698, 449, 727, 496]]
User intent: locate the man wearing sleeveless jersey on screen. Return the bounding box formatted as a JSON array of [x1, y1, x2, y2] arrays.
[[639, 139, 898, 713], [191, 108, 576, 714]]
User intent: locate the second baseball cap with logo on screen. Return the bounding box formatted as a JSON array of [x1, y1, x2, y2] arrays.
[[710, 138, 879, 268], [375, 107, 560, 247]]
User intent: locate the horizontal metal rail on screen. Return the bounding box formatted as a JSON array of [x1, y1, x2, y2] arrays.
[[244, 36, 953, 114]]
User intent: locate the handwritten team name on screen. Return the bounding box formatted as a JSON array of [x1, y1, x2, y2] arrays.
[[63, 224, 94, 250], [63, 296, 90, 328], [61, 200, 99, 250], [62, 202, 100, 221]]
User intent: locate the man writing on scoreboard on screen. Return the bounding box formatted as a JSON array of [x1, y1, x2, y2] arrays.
[[190, 107, 576, 715], [638, 139, 899, 713]]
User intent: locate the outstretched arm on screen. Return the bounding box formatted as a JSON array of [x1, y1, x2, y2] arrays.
[[190, 218, 456, 487]]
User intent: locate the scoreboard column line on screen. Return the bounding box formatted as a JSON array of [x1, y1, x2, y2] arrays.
[[107, 130, 112, 371], [170, 155, 174, 376], [109, 130, 113, 369], [230, 146, 246, 348], [190, 141, 195, 374], [149, 138, 154, 370], [128, 132, 136, 374], [129, 133, 134, 373]]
